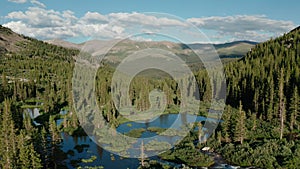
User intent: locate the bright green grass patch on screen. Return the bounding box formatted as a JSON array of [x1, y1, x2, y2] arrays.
[[81, 155, 97, 163], [147, 127, 167, 134], [124, 128, 146, 138], [145, 140, 172, 151]]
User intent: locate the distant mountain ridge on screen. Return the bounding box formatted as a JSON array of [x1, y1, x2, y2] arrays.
[[45, 39, 82, 49], [45, 38, 257, 66], [0, 25, 278, 69], [0, 26, 257, 64]]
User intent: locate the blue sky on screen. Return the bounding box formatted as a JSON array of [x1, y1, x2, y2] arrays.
[[0, 0, 298, 43]]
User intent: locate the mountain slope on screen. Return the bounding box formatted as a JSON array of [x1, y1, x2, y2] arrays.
[[46, 38, 256, 68], [188, 40, 257, 58], [210, 26, 300, 168], [0, 25, 30, 54], [45, 39, 82, 49], [226, 26, 300, 115], [0, 25, 78, 107], [215, 41, 257, 58]]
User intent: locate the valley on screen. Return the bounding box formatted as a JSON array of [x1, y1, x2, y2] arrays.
[[0, 24, 299, 169]]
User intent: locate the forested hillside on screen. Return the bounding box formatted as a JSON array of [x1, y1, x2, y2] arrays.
[[92, 26, 300, 168], [226, 27, 300, 116], [141, 27, 300, 169], [207, 26, 300, 168], [0, 24, 299, 168], [0, 25, 79, 168]]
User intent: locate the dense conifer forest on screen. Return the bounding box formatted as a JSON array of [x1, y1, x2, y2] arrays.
[[0, 24, 299, 168]]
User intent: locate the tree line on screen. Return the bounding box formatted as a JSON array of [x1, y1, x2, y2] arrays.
[[0, 25, 299, 168]]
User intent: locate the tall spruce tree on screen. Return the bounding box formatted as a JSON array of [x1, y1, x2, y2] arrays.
[[234, 101, 246, 144], [289, 87, 299, 130], [0, 99, 18, 169], [279, 68, 286, 140]]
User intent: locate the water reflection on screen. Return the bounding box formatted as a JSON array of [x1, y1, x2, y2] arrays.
[[60, 132, 140, 169], [26, 108, 231, 168], [24, 108, 41, 126]]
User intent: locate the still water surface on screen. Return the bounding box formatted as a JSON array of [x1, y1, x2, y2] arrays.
[[27, 109, 232, 168]]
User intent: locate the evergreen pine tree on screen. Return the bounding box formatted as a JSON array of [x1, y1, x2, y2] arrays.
[[234, 101, 246, 144], [289, 87, 299, 130], [0, 99, 18, 169], [279, 69, 286, 140]]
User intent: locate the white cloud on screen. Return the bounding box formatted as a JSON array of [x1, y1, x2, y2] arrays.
[[8, 0, 45, 7], [80, 12, 108, 24], [3, 7, 189, 40], [4, 21, 32, 36], [4, 21, 76, 39], [8, 0, 27, 3], [6, 7, 69, 28], [4, 7, 78, 39], [4, 8, 127, 40], [3, 5, 296, 43], [30, 0, 46, 8], [187, 15, 295, 42], [108, 12, 187, 28]]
